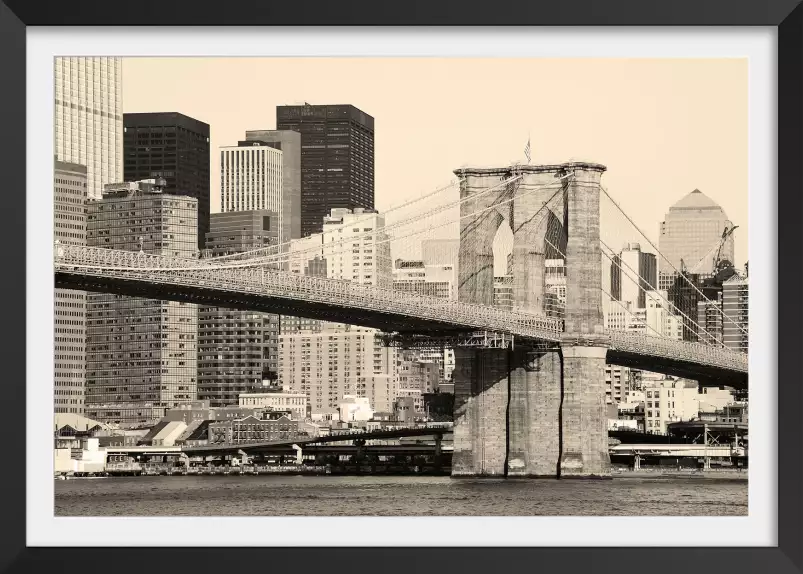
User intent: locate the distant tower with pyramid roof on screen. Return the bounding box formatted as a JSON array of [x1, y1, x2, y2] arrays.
[[658, 189, 735, 290]]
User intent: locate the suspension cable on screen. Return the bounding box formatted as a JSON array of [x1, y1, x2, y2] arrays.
[[543, 236, 667, 340], [64, 178, 568, 273], [209, 178, 460, 261], [600, 185, 748, 336], [599, 238, 723, 347], [229, 175, 529, 267]]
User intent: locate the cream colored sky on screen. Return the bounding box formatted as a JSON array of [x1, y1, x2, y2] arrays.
[[122, 57, 748, 266]]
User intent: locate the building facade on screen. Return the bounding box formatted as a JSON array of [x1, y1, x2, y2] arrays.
[[668, 272, 704, 342], [239, 390, 308, 421], [643, 379, 700, 434], [399, 353, 440, 395], [393, 260, 457, 300], [283, 234, 327, 336], [245, 129, 302, 241], [279, 326, 399, 413], [123, 112, 210, 250], [658, 189, 735, 290], [219, 141, 285, 241], [208, 414, 302, 444], [722, 274, 748, 354], [605, 365, 632, 406], [322, 208, 392, 288], [54, 57, 123, 200], [605, 291, 683, 340], [198, 211, 280, 406], [54, 160, 88, 414], [84, 180, 198, 424], [276, 104, 375, 237], [610, 242, 657, 309]]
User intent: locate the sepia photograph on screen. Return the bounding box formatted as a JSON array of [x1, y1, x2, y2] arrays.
[[52, 55, 750, 518]]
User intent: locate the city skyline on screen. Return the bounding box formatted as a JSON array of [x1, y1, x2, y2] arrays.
[[121, 57, 748, 266], [52, 56, 749, 497]]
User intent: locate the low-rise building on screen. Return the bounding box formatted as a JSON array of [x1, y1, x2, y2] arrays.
[[393, 259, 457, 300], [643, 378, 700, 434], [239, 389, 308, 420], [698, 387, 736, 413], [393, 396, 418, 423], [397, 388, 424, 414], [207, 414, 304, 444]]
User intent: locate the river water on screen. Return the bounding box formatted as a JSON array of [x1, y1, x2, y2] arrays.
[[54, 475, 747, 516]]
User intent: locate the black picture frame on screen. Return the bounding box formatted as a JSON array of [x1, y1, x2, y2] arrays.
[[0, 1, 799, 572]]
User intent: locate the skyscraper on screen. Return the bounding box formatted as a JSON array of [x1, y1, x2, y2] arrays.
[[276, 104, 375, 237], [245, 130, 302, 241], [54, 57, 123, 200], [198, 211, 280, 406], [610, 243, 657, 309], [123, 112, 210, 250], [722, 274, 749, 354], [668, 272, 703, 342], [85, 180, 198, 425], [321, 208, 392, 288], [219, 140, 285, 243], [658, 189, 735, 290], [279, 325, 399, 413], [54, 159, 88, 414]]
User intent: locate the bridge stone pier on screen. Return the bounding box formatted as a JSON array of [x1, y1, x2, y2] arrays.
[[452, 162, 611, 478]]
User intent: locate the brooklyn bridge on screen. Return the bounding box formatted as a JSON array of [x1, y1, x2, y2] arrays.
[[54, 161, 748, 478]]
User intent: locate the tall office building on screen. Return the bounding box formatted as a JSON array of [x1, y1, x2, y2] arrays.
[[279, 325, 399, 413], [276, 104, 375, 237], [123, 112, 210, 250], [245, 130, 302, 241], [677, 263, 737, 344], [54, 57, 123, 200], [667, 273, 703, 342], [658, 189, 735, 290], [282, 234, 327, 336], [219, 140, 285, 240], [722, 274, 749, 354], [85, 180, 198, 425], [322, 208, 392, 288], [54, 159, 88, 414], [610, 242, 657, 309], [279, 207, 398, 412], [198, 211, 280, 406]]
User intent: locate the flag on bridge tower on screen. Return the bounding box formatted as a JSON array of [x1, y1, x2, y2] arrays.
[[524, 136, 532, 164]]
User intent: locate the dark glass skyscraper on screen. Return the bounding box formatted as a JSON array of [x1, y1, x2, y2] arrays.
[[123, 112, 211, 250], [276, 104, 374, 237]]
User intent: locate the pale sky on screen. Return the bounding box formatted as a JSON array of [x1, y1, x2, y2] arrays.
[[122, 58, 748, 267]]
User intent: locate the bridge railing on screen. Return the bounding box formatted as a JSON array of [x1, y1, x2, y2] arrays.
[[54, 244, 564, 341], [54, 245, 748, 373], [608, 330, 748, 373]]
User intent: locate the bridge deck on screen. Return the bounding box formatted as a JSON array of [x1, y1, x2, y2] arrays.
[[54, 245, 748, 378]]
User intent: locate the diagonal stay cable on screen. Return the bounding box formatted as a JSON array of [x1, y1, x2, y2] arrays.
[[599, 238, 723, 347], [599, 185, 748, 336]]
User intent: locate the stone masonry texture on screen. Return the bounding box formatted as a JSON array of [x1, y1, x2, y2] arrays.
[[453, 163, 611, 478]]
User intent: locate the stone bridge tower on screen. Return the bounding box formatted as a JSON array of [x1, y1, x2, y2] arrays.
[[452, 162, 610, 478]]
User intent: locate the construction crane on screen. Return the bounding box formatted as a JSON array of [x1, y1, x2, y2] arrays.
[[687, 225, 739, 274]]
